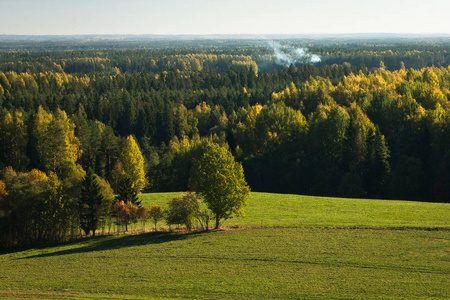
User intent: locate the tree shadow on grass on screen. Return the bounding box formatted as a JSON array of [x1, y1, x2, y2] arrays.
[[16, 231, 204, 260]]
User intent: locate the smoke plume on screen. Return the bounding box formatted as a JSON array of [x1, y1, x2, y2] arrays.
[[268, 42, 321, 65]]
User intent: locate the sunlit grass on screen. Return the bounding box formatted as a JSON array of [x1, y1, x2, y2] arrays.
[[140, 192, 450, 228], [1, 192, 449, 299]]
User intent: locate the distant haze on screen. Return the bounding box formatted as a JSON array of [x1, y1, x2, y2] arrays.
[[1, 0, 449, 35]]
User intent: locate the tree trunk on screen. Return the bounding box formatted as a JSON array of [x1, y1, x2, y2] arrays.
[[215, 215, 220, 229]]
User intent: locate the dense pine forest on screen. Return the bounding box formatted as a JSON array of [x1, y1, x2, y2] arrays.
[[1, 37, 450, 247]]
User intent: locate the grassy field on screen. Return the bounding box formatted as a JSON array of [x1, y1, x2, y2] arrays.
[[140, 192, 450, 229], [1, 192, 449, 299]]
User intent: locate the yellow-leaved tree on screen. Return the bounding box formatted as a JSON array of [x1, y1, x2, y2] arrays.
[[33, 107, 82, 177], [119, 135, 147, 192]]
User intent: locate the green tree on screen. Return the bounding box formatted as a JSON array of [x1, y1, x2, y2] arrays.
[[119, 135, 147, 192], [189, 143, 250, 229], [115, 174, 141, 207], [165, 192, 199, 231], [254, 102, 307, 153], [308, 104, 350, 195], [0, 111, 29, 170], [364, 127, 391, 198], [100, 125, 120, 184], [41, 172, 67, 243], [79, 168, 105, 236], [0, 168, 75, 247]]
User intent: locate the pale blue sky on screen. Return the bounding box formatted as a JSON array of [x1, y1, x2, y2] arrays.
[[1, 0, 449, 35]]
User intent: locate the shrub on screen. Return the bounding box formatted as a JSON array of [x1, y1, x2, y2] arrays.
[[165, 192, 199, 231]]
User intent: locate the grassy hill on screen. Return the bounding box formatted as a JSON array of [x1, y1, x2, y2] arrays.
[[1, 192, 449, 299], [140, 192, 450, 228]]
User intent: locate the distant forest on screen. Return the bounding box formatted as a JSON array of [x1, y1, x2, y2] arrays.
[[1, 38, 450, 203]]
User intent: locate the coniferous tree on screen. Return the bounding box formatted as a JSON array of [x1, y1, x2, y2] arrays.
[[364, 127, 391, 198], [79, 168, 105, 236], [0, 111, 28, 171], [115, 174, 141, 207]]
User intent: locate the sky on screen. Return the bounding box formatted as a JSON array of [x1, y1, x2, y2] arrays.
[[1, 0, 450, 35]]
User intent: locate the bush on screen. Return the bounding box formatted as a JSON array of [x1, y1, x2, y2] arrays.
[[165, 192, 199, 231]]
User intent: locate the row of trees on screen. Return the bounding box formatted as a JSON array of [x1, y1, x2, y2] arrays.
[[0, 107, 146, 191], [1, 39, 449, 74], [0, 141, 249, 248], [0, 49, 258, 75], [0, 166, 143, 248]]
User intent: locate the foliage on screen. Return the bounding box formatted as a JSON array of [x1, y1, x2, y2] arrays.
[[32, 107, 82, 177], [119, 135, 147, 192], [0, 110, 28, 170], [95, 175, 115, 205], [0, 168, 77, 247], [190, 143, 250, 228], [78, 168, 106, 236], [115, 174, 141, 207], [0, 180, 6, 198], [165, 192, 199, 231], [1, 42, 450, 203], [110, 200, 139, 232], [148, 205, 164, 231], [137, 206, 150, 231]]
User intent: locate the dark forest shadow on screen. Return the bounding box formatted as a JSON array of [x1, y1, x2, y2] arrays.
[[16, 230, 206, 259]]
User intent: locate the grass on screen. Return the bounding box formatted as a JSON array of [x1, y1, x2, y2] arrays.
[[140, 192, 450, 229], [1, 192, 449, 299]]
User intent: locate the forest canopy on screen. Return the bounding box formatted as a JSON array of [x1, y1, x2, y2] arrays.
[[1, 38, 450, 204]]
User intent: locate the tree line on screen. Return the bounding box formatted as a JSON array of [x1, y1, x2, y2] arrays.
[[0, 138, 248, 248], [1, 39, 449, 75], [2, 62, 449, 202]]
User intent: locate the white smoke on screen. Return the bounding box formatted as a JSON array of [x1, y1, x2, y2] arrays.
[[295, 48, 306, 56], [268, 42, 321, 65], [270, 42, 293, 65], [310, 54, 321, 63]]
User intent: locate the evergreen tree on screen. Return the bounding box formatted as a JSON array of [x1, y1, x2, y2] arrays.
[[0, 111, 29, 170], [364, 127, 391, 198], [115, 174, 141, 207], [79, 168, 105, 236]]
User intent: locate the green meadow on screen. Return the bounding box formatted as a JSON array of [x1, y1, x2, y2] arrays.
[[1, 192, 449, 299], [140, 192, 450, 229]]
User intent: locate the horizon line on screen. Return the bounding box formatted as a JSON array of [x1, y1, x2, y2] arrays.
[[1, 33, 450, 37]]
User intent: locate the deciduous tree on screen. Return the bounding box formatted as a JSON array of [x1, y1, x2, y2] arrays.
[[119, 135, 146, 192], [148, 205, 164, 231], [165, 192, 199, 231], [189, 143, 250, 229]]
